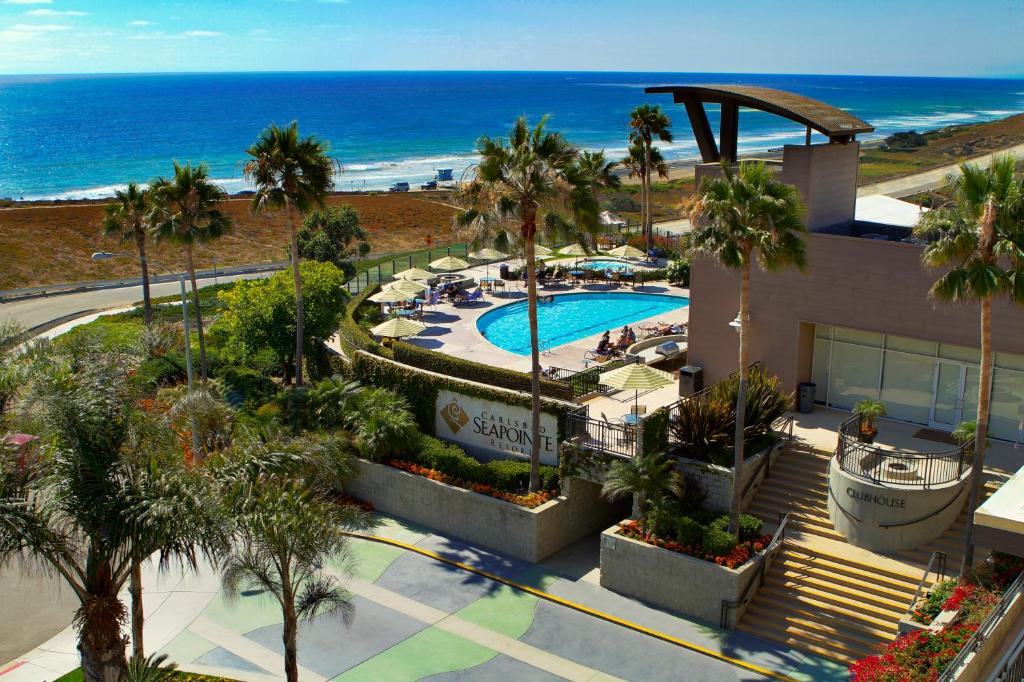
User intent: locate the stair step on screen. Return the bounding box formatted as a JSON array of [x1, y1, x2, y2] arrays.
[[755, 587, 899, 632], [765, 576, 908, 617], [745, 602, 895, 646], [777, 558, 918, 601], [773, 571, 910, 611], [739, 612, 878, 661], [741, 631, 856, 665], [786, 546, 921, 585]]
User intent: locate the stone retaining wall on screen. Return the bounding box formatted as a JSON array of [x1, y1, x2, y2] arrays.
[[599, 525, 764, 628], [345, 458, 626, 562], [676, 443, 782, 513]]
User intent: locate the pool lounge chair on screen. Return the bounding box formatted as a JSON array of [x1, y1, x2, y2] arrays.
[[453, 288, 484, 306]]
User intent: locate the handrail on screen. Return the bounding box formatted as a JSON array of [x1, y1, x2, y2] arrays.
[[738, 417, 794, 500], [827, 484, 863, 523], [720, 513, 791, 629], [879, 485, 967, 528], [902, 550, 948, 623], [938, 570, 1024, 681]]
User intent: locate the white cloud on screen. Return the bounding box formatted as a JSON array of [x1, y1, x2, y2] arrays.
[[0, 22, 69, 40], [128, 20, 151, 26], [182, 30, 223, 37], [2, 0, 53, 4], [25, 8, 87, 16]]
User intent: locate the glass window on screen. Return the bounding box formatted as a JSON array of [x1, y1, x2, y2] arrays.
[[815, 325, 833, 340], [828, 342, 882, 410], [989, 369, 1024, 442], [812, 338, 830, 403], [835, 327, 883, 348], [939, 343, 980, 363], [996, 352, 1024, 372], [880, 353, 935, 424], [887, 335, 937, 356]]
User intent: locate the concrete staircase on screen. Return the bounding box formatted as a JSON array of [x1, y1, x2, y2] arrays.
[[739, 445, 1004, 665]]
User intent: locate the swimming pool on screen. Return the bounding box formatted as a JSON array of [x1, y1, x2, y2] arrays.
[[477, 292, 689, 356], [578, 259, 636, 271]]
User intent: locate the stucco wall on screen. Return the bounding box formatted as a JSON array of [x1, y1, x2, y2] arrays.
[[676, 443, 781, 512], [345, 458, 626, 562], [599, 525, 762, 627], [687, 232, 1024, 390]]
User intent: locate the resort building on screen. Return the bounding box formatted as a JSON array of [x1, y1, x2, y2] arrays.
[[649, 85, 1024, 445]]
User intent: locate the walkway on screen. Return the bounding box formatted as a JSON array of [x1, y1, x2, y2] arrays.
[[1, 515, 846, 682], [857, 142, 1024, 198]]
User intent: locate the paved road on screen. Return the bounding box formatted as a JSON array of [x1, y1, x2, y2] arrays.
[[857, 142, 1024, 198]]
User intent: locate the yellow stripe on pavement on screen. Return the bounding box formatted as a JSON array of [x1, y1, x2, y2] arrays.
[[343, 531, 797, 682]]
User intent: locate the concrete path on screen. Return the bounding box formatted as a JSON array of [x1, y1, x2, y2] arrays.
[[857, 143, 1024, 198], [0, 514, 847, 682]]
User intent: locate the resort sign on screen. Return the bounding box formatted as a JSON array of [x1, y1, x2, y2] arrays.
[[435, 389, 559, 465]]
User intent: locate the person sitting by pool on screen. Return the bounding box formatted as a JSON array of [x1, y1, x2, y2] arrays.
[[451, 287, 469, 303], [615, 330, 630, 350], [626, 326, 637, 345], [594, 331, 615, 357], [540, 294, 555, 304]]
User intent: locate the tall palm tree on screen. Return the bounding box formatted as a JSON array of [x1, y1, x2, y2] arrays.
[[455, 117, 605, 491], [913, 155, 1024, 577], [622, 143, 668, 234], [220, 475, 359, 682], [244, 122, 339, 387], [0, 349, 218, 681], [102, 183, 155, 324], [149, 162, 232, 381], [628, 104, 673, 253], [692, 161, 806, 540], [601, 451, 682, 531]]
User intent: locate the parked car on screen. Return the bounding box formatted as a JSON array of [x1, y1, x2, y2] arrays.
[[420, 180, 438, 190], [389, 182, 410, 192]]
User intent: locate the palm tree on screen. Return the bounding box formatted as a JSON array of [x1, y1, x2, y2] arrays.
[[220, 475, 360, 682], [692, 161, 806, 540], [0, 349, 217, 680], [628, 104, 673, 253], [149, 162, 232, 381], [601, 451, 682, 530], [244, 122, 339, 387], [914, 155, 1024, 577], [102, 183, 155, 324], [455, 117, 605, 491]]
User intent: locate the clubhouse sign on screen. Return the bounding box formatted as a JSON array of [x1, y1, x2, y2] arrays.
[[435, 389, 559, 465]]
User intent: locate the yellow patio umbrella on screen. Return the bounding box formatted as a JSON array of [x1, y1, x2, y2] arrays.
[[370, 317, 426, 339], [469, 248, 508, 279], [599, 362, 674, 412], [393, 267, 435, 281], [559, 243, 589, 257], [384, 279, 427, 296], [533, 245, 554, 256], [606, 244, 646, 259], [369, 288, 415, 304], [429, 256, 470, 272]]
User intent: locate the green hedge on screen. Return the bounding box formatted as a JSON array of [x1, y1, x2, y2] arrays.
[[641, 405, 671, 455], [337, 284, 572, 401], [409, 435, 560, 492]]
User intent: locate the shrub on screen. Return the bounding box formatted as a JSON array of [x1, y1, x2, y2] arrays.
[[218, 365, 277, 408], [666, 259, 691, 286], [914, 579, 957, 624], [673, 473, 708, 512], [136, 354, 186, 388], [407, 435, 558, 494], [351, 388, 419, 461], [738, 514, 764, 542], [702, 526, 737, 558]]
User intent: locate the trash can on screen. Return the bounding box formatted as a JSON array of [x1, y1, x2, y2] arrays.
[[798, 382, 816, 413], [679, 365, 703, 397], [499, 263, 510, 280]]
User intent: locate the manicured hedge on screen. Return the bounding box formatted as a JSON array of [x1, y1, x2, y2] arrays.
[[641, 405, 671, 455], [408, 435, 560, 493]]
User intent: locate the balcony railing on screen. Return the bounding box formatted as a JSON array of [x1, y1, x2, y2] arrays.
[[836, 414, 972, 488], [565, 412, 637, 459], [938, 570, 1024, 681]]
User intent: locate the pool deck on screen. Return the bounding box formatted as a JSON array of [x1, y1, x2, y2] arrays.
[[404, 278, 690, 373]]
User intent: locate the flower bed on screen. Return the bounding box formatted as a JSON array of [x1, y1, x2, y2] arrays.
[[616, 519, 771, 569], [387, 459, 556, 508]]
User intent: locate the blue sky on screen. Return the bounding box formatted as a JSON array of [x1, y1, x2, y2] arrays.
[[0, 0, 1021, 76]]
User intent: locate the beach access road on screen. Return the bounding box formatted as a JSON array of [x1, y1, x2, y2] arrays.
[[858, 141, 1024, 198]]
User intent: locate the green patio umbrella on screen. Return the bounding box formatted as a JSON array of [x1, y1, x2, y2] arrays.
[[370, 317, 426, 339], [606, 244, 646, 259], [429, 256, 470, 272], [384, 279, 427, 296], [599, 362, 674, 412], [369, 288, 415, 304], [469, 248, 508, 279], [393, 267, 435, 281], [559, 243, 589, 257], [533, 245, 554, 257]]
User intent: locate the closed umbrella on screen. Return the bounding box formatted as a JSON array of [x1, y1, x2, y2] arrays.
[[393, 267, 435, 281], [606, 244, 646, 259], [370, 317, 426, 339], [599, 362, 674, 413], [429, 256, 470, 272]]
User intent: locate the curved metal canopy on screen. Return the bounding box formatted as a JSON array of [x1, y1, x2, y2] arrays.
[[645, 84, 875, 162]]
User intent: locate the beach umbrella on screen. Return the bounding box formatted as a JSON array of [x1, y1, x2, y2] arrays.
[[599, 362, 674, 412], [393, 267, 435, 281], [559, 243, 589, 256], [533, 245, 554, 257], [384, 279, 427, 296], [606, 244, 646, 259], [369, 288, 415, 304], [429, 256, 470, 272], [469, 248, 508, 278], [370, 317, 426, 339]]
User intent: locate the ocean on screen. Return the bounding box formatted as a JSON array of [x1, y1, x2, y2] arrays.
[[0, 71, 1022, 200]]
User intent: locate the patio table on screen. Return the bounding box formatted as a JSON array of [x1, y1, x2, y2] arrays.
[[621, 413, 641, 426]]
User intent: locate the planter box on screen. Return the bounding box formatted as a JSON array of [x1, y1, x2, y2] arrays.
[[898, 608, 958, 635], [599, 524, 766, 628], [676, 442, 782, 513], [345, 458, 626, 563]]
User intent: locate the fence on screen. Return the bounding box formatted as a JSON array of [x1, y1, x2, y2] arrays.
[[564, 412, 637, 459], [345, 244, 477, 295], [545, 361, 625, 399], [938, 570, 1024, 681], [836, 414, 972, 488]]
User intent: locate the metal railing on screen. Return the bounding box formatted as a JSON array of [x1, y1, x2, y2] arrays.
[[546, 360, 626, 399], [938, 570, 1024, 681], [903, 551, 948, 623], [739, 415, 796, 500], [721, 512, 792, 628], [565, 412, 637, 459], [836, 414, 972, 488], [992, 625, 1024, 681]]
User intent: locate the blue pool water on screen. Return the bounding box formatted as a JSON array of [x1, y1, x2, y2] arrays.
[[579, 259, 636, 271], [477, 292, 689, 356]]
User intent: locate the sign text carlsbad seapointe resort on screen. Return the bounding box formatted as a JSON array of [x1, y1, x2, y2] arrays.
[[435, 389, 559, 465]]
